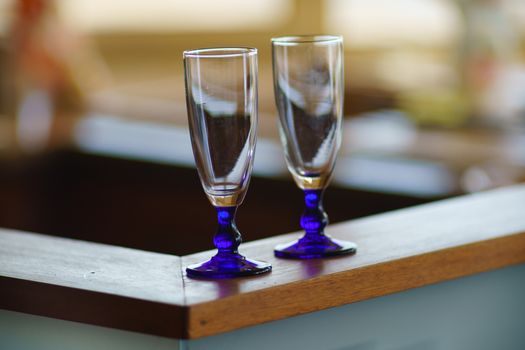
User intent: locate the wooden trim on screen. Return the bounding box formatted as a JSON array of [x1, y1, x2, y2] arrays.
[[0, 231, 186, 338], [185, 233, 525, 338], [1, 185, 525, 339], [0, 276, 186, 338]]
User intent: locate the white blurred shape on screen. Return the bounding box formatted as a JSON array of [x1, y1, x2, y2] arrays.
[[461, 166, 493, 193], [57, 0, 293, 32], [325, 0, 461, 47], [334, 155, 455, 197], [480, 65, 525, 124], [343, 110, 416, 153], [75, 114, 287, 176], [16, 90, 53, 153]]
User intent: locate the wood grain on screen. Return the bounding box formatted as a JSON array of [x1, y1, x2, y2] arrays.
[[0, 230, 186, 338], [1, 184, 525, 339], [181, 184, 525, 337]]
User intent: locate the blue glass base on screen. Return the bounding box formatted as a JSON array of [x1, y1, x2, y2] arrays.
[[186, 252, 272, 279], [274, 235, 357, 259], [274, 189, 357, 259], [186, 206, 271, 279]]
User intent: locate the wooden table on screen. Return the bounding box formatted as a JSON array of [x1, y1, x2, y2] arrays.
[[1, 184, 525, 348]]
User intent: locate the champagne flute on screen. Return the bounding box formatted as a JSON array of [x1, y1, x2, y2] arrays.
[[272, 35, 357, 259], [183, 47, 271, 278]]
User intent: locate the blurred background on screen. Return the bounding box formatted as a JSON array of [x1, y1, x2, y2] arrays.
[[0, 0, 524, 254]]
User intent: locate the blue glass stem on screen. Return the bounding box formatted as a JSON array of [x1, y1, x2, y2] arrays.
[[186, 205, 271, 278], [273, 188, 357, 259], [213, 206, 242, 256], [301, 189, 329, 239]]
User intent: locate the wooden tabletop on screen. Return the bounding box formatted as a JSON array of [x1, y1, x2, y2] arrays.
[[1, 184, 525, 339]]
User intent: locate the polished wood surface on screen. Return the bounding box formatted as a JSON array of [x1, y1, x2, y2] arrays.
[[182, 184, 525, 337], [0, 230, 185, 338], [1, 184, 525, 339]]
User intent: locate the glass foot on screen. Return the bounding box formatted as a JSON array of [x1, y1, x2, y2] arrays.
[[274, 235, 357, 259], [186, 252, 272, 279]]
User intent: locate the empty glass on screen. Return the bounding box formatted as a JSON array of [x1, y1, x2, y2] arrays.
[[272, 35, 357, 259], [183, 47, 271, 278]]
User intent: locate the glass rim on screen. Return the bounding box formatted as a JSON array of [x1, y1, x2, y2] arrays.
[[183, 47, 257, 58], [271, 35, 342, 46]]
